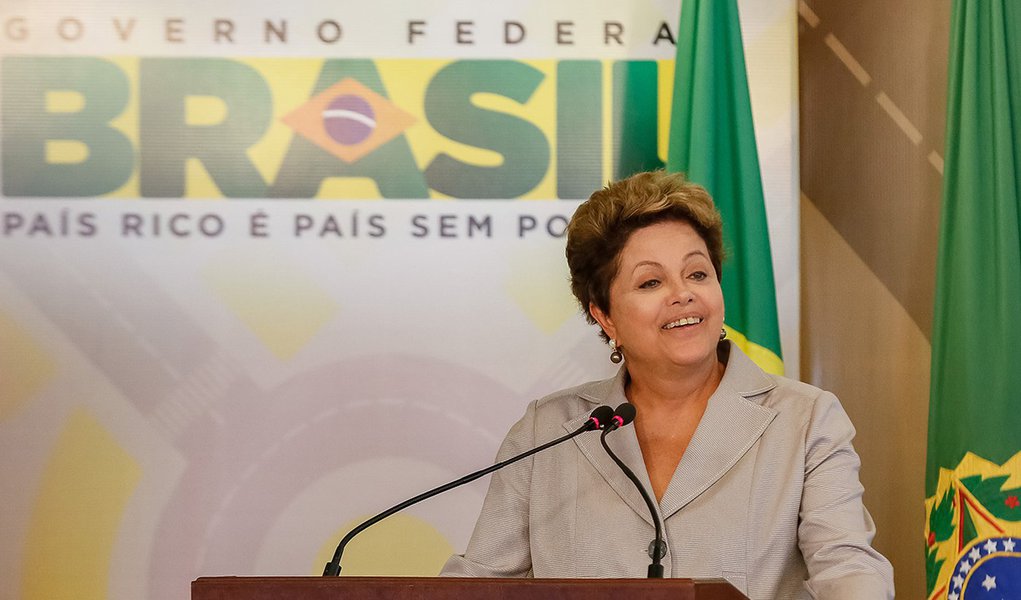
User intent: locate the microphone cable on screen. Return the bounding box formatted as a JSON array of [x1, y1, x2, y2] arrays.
[[600, 402, 666, 578]]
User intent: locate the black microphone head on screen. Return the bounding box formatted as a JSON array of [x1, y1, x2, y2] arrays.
[[613, 403, 637, 427], [587, 405, 615, 430]]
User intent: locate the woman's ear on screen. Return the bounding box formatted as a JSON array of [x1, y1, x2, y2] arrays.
[[589, 302, 616, 341]]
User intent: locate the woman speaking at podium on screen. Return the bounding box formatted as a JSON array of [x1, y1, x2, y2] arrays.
[[441, 171, 894, 599]]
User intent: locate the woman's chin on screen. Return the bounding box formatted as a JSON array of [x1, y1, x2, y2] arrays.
[[629, 348, 718, 374]]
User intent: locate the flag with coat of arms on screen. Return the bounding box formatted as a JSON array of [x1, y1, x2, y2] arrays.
[[924, 1, 1021, 598]]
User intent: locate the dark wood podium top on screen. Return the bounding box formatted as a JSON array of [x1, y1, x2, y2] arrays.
[[193, 576, 748, 600]]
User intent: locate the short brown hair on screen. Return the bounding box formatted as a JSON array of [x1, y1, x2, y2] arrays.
[[565, 171, 725, 336]]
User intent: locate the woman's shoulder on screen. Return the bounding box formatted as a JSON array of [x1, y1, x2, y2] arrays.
[[723, 343, 845, 425], [752, 374, 859, 448], [537, 374, 617, 403], [763, 373, 833, 405], [525, 372, 623, 424]]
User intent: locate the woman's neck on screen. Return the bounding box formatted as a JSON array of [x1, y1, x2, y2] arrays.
[[624, 357, 724, 411]]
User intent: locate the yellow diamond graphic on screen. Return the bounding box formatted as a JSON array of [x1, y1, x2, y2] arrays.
[[282, 78, 415, 164], [0, 311, 57, 421], [506, 245, 578, 334], [202, 253, 339, 361], [23, 409, 141, 600]]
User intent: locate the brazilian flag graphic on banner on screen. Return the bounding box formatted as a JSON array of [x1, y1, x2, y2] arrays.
[[924, 1, 1021, 599], [665, 0, 783, 375]]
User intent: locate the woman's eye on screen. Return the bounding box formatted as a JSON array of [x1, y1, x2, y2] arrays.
[[690, 271, 708, 281], [639, 279, 660, 289]]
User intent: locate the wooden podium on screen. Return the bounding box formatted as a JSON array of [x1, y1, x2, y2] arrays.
[[192, 576, 748, 600]]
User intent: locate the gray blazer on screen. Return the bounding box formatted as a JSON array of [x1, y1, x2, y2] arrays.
[[442, 342, 894, 599]]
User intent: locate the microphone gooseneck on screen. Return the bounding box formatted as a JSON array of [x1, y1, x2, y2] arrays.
[[600, 402, 666, 578], [322, 404, 615, 576]]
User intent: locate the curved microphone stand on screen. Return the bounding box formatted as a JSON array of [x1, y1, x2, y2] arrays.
[[600, 403, 666, 578], [323, 404, 615, 576]]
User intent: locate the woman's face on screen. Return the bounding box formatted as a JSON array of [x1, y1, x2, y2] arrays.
[[591, 220, 725, 375]]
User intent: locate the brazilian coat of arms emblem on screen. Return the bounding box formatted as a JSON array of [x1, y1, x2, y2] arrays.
[[926, 452, 1021, 599]]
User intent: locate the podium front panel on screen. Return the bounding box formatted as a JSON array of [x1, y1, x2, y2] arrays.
[[192, 576, 748, 600]]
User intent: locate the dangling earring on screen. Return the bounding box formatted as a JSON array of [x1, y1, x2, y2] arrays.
[[719, 327, 728, 341], [609, 339, 623, 364]]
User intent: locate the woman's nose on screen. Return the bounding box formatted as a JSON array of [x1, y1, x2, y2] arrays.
[[669, 281, 695, 304]]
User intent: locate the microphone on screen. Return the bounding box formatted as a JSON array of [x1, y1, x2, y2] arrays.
[[605, 402, 636, 432], [323, 404, 615, 576], [600, 402, 666, 578]]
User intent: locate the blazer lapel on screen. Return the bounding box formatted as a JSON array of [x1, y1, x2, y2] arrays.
[[565, 370, 660, 527], [562, 344, 780, 525], [659, 346, 778, 519]]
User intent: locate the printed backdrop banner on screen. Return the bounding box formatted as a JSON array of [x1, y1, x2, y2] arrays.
[[0, 1, 798, 599]]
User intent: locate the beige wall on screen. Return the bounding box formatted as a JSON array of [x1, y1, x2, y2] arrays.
[[798, 1, 950, 597]]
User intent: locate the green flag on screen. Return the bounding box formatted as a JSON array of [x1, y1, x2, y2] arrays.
[[924, 1, 1021, 598], [666, 0, 783, 375]]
